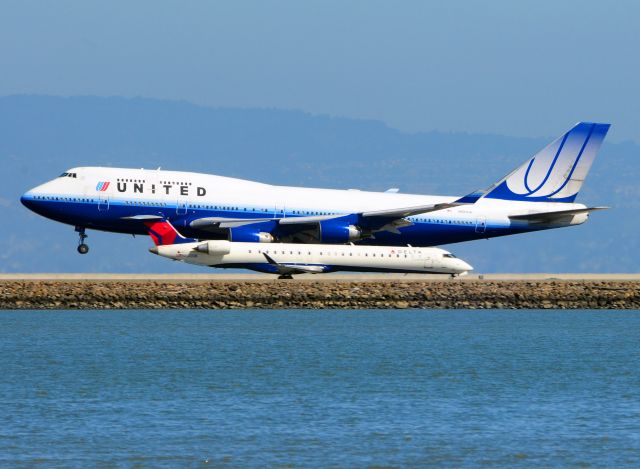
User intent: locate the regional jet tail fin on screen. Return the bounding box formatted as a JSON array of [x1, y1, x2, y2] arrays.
[[144, 219, 196, 246], [481, 122, 610, 203]]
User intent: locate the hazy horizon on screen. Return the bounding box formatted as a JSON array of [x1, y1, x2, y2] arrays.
[[1, 1, 638, 143]]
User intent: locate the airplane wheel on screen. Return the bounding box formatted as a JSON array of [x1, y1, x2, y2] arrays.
[[278, 274, 293, 280], [77, 243, 89, 254]]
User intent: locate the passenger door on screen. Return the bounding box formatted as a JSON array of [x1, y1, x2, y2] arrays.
[[274, 203, 286, 219], [98, 196, 109, 211], [414, 250, 433, 269], [177, 199, 188, 215]]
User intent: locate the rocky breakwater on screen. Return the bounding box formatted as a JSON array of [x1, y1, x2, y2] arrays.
[[1, 280, 639, 309]]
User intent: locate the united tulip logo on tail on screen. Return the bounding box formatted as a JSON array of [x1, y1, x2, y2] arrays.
[[96, 181, 110, 192], [484, 122, 610, 203]]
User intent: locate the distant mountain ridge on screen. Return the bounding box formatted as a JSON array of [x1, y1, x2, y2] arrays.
[[1, 95, 637, 273]]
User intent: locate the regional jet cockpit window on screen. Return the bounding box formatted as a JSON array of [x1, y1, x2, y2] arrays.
[[59, 172, 77, 178], [443, 253, 457, 258]]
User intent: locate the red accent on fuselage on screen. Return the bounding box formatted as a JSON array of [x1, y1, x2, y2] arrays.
[[144, 221, 178, 246]]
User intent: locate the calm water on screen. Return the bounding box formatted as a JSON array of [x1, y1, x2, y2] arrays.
[[1, 309, 639, 467]]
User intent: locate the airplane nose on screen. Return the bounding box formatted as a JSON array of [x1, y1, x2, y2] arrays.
[[20, 191, 36, 210], [20, 186, 51, 216], [459, 260, 473, 272], [149, 247, 159, 255]]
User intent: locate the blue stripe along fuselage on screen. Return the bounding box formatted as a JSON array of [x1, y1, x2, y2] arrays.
[[20, 194, 539, 247], [211, 263, 466, 275]]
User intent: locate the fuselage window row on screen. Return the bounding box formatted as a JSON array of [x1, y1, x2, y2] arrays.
[[32, 195, 481, 228]]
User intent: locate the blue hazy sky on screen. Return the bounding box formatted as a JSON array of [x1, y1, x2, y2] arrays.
[[1, 0, 638, 142]]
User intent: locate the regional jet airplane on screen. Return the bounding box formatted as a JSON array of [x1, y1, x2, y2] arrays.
[[21, 122, 609, 254], [145, 220, 473, 278]]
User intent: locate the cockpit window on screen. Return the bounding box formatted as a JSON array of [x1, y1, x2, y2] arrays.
[[443, 253, 456, 258], [58, 172, 77, 178]]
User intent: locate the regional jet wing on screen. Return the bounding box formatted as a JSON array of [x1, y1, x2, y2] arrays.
[[263, 253, 326, 274]]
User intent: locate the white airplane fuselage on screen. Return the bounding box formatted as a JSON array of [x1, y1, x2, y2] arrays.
[[21, 166, 590, 247], [151, 239, 473, 275]]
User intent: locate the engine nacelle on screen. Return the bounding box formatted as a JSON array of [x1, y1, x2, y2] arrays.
[[195, 241, 231, 255], [228, 226, 274, 243], [318, 220, 362, 243]]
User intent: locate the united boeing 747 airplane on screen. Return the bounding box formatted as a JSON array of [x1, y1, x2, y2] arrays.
[[21, 122, 609, 254]]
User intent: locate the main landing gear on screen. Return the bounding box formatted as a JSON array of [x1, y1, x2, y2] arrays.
[[75, 226, 89, 254]]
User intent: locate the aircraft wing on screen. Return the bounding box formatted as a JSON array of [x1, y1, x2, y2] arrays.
[[121, 214, 164, 220], [188, 195, 477, 240], [277, 214, 346, 225], [189, 203, 465, 231], [509, 207, 608, 223], [361, 202, 464, 219], [278, 202, 466, 225], [263, 253, 326, 274], [276, 201, 470, 236], [190, 217, 274, 231]]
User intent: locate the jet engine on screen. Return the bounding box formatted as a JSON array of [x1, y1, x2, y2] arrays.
[[317, 219, 363, 243], [194, 241, 231, 255]]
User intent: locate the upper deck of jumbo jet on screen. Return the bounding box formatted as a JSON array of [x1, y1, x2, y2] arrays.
[[22, 165, 458, 208], [22, 166, 269, 196]]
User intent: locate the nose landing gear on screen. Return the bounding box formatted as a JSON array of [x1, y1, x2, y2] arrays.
[[75, 226, 89, 254]]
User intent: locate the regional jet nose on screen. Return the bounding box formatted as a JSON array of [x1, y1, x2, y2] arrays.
[[457, 259, 473, 273]]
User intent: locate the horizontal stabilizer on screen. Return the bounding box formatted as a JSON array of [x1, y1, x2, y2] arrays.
[[509, 206, 608, 223]]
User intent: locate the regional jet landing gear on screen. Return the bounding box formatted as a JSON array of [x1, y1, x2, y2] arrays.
[[75, 226, 89, 254]]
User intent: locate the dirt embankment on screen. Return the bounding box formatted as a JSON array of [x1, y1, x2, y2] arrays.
[[1, 280, 639, 309]]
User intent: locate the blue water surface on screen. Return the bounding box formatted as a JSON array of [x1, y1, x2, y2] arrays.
[[1, 309, 639, 467]]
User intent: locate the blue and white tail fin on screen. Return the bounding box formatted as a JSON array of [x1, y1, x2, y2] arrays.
[[481, 122, 610, 203]]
